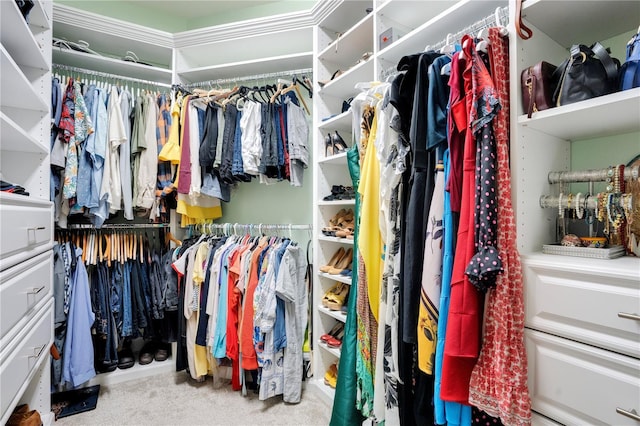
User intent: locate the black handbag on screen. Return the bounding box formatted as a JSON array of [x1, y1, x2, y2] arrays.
[[553, 42, 620, 106]]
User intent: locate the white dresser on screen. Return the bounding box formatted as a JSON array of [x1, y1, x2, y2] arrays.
[[0, 0, 54, 423]]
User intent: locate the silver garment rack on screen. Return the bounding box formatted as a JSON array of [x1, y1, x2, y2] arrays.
[[188, 68, 313, 89], [425, 6, 509, 52], [65, 223, 171, 230], [548, 166, 640, 183], [193, 223, 312, 235], [52, 63, 172, 88]]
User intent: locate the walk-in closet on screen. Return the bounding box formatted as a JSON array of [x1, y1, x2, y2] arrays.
[[1, 0, 639, 425]]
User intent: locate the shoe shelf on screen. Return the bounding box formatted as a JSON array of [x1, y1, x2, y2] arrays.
[[376, 0, 455, 42], [1, 46, 48, 114], [1, 0, 49, 72], [318, 110, 351, 132], [318, 271, 352, 285], [318, 151, 349, 166], [318, 13, 373, 67], [517, 87, 640, 141], [318, 340, 342, 358], [318, 199, 356, 207], [318, 58, 374, 99], [0, 112, 47, 154], [318, 235, 354, 245], [318, 304, 347, 323]]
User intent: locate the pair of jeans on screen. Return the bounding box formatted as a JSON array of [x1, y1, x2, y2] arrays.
[[121, 261, 133, 337]]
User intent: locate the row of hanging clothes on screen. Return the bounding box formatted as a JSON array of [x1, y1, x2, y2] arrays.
[[51, 226, 181, 389], [51, 67, 175, 229], [172, 224, 312, 403], [168, 75, 313, 227], [329, 8, 532, 426]]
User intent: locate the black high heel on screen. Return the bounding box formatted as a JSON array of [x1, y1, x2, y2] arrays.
[[325, 133, 335, 156], [331, 131, 348, 153]]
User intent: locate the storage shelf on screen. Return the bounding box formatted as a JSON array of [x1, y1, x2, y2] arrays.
[[517, 88, 640, 141], [0, 112, 47, 154], [318, 304, 347, 323], [86, 357, 176, 387], [1, 46, 48, 113], [318, 199, 356, 207], [53, 48, 173, 85], [318, 235, 354, 245], [522, 252, 640, 281], [178, 51, 313, 84], [377, 0, 503, 67], [522, 0, 640, 49], [377, 0, 458, 39], [29, 0, 51, 30], [318, 271, 352, 285], [318, 151, 348, 165], [318, 340, 342, 358], [319, 110, 352, 131], [1, 1, 48, 71], [319, 1, 372, 36], [318, 58, 374, 98], [318, 13, 373, 66]]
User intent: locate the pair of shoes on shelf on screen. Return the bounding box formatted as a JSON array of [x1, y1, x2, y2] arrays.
[[6, 404, 41, 426], [139, 341, 171, 365], [323, 185, 355, 201], [117, 339, 135, 369], [318, 69, 344, 88], [321, 322, 345, 348], [322, 281, 350, 311], [324, 362, 339, 388], [320, 247, 353, 276], [324, 131, 349, 156], [322, 209, 354, 236]]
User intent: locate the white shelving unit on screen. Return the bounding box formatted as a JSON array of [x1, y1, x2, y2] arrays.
[[510, 0, 640, 424], [0, 1, 53, 424]]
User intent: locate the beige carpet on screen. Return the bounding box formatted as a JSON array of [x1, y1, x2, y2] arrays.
[[55, 371, 331, 426]]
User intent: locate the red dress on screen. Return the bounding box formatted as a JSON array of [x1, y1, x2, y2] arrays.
[[468, 28, 532, 425]]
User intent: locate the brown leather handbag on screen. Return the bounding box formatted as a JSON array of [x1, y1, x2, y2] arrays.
[[521, 61, 559, 118]]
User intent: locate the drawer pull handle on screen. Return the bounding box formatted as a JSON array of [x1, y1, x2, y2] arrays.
[[618, 312, 640, 321], [26, 226, 46, 231], [616, 407, 640, 421], [28, 344, 46, 359], [27, 286, 45, 295]]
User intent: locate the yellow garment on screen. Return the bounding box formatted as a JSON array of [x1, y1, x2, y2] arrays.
[[192, 243, 211, 377], [158, 93, 182, 164], [177, 193, 223, 221], [358, 111, 383, 322]]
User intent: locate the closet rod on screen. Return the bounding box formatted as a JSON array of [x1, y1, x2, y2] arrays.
[[425, 6, 509, 52], [548, 165, 639, 184], [193, 223, 312, 234], [52, 63, 172, 88], [65, 223, 171, 229], [188, 67, 313, 88]]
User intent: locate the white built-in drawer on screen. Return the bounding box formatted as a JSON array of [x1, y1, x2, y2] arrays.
[[0, 193, 53, 271], [0, 251, 52, 347], [526, 329, 640, 426], [524, 253, 640, 358], [0, 299, 53, 422]]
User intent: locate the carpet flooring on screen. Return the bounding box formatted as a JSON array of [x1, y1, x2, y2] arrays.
[[55, 371, 331, 426]]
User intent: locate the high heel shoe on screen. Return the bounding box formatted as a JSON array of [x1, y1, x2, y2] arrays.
[[318, 70, 343, 88], [328, 247, 353, 275], [319, 247, 346, 273], [331, 131, 348, 152], [320, 322, 344, 343], [324, 134, 335, 156], [325, 282, 350, 311]]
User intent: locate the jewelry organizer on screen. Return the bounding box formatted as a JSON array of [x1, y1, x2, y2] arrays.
[[539, 164, 638, 259]]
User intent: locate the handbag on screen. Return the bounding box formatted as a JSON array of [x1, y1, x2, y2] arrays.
[[521, 61, 559, 118], [553, 42, 620, 106], [620, 31, 640, 90]]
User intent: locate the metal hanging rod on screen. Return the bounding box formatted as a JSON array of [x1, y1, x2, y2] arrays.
[[539, 194, 632, 210], [65, 223, 171, 230], [548, 165, 639, 184], [191, 223, 312, 235], [188, 68, 313, 89], [52, 63, 172, 88], [425, 6, 509, 52]]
